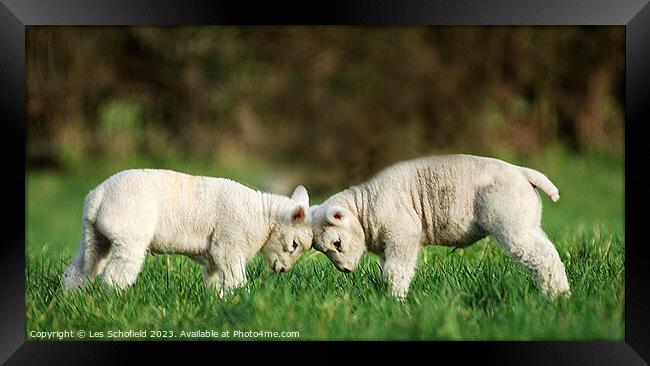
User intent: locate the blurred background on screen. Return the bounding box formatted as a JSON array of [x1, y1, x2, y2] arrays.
[[27, 26, 624, 197]]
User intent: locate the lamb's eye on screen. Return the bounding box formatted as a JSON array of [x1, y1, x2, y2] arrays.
[[292, 240, 299, 251], [333, 239, 343, 252]]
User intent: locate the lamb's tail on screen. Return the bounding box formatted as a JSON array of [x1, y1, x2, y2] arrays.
[[520, 167, 560, 202], [82, 187, 105, 224], [63, 187, 106, 290]]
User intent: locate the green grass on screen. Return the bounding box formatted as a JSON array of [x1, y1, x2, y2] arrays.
[[26, 151, 624, 340]]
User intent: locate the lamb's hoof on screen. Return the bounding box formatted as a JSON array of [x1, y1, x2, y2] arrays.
[[62, 279, 84, 292], [544, 285, 572, 299], [62, 269, 84, 292], [390, 290, 408, 302]]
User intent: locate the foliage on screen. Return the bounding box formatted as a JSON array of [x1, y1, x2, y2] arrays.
[[27, 26, 624, 195]]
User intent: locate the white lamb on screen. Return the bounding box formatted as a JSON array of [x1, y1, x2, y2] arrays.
[[310, 154, 570, 298], [63, 169, 312, 296]]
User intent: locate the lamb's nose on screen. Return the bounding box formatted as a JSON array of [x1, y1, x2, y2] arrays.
[[341, 268, 351, 273], [279, 267, 286, 273]]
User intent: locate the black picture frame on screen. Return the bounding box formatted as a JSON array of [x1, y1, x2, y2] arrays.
[[2, 0, 648, 364]]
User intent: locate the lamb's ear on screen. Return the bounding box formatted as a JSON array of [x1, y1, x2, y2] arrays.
[[290, 185, 309, 207], [289, 205, 307, 224], [326, 205, 348, 226]]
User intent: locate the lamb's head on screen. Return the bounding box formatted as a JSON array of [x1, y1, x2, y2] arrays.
[[262, 185, 313, 273], [310, 204, 365, 273]]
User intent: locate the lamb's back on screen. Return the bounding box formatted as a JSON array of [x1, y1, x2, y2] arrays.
[[369, 155, 508, 245], [95, 169, 261, 229]]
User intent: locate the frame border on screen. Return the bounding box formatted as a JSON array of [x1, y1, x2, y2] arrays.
[[2, 1, 648, 364]]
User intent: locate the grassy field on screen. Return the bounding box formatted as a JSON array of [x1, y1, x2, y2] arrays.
[[26, 151, 624, 340]]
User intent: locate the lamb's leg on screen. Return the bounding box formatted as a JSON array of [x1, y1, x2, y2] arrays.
[[202, 261, 225, 297], [63, 220, 111, 291], [209, 256, 247, 298], [190, 255, 224, 295], [381, 233, 421, 299], [492, 228, 570, 297], [477, 174, 570, 297], [101, 235, 150, 289], [63, 246, 86, 291]]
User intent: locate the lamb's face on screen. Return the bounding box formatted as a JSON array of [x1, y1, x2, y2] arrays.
[[311, 204, 365, 273], [262, 186, 313, 273]]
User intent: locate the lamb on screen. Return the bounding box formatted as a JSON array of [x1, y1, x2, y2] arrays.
[[310, 154, 570, 299], [63, 169, 312, 296]]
